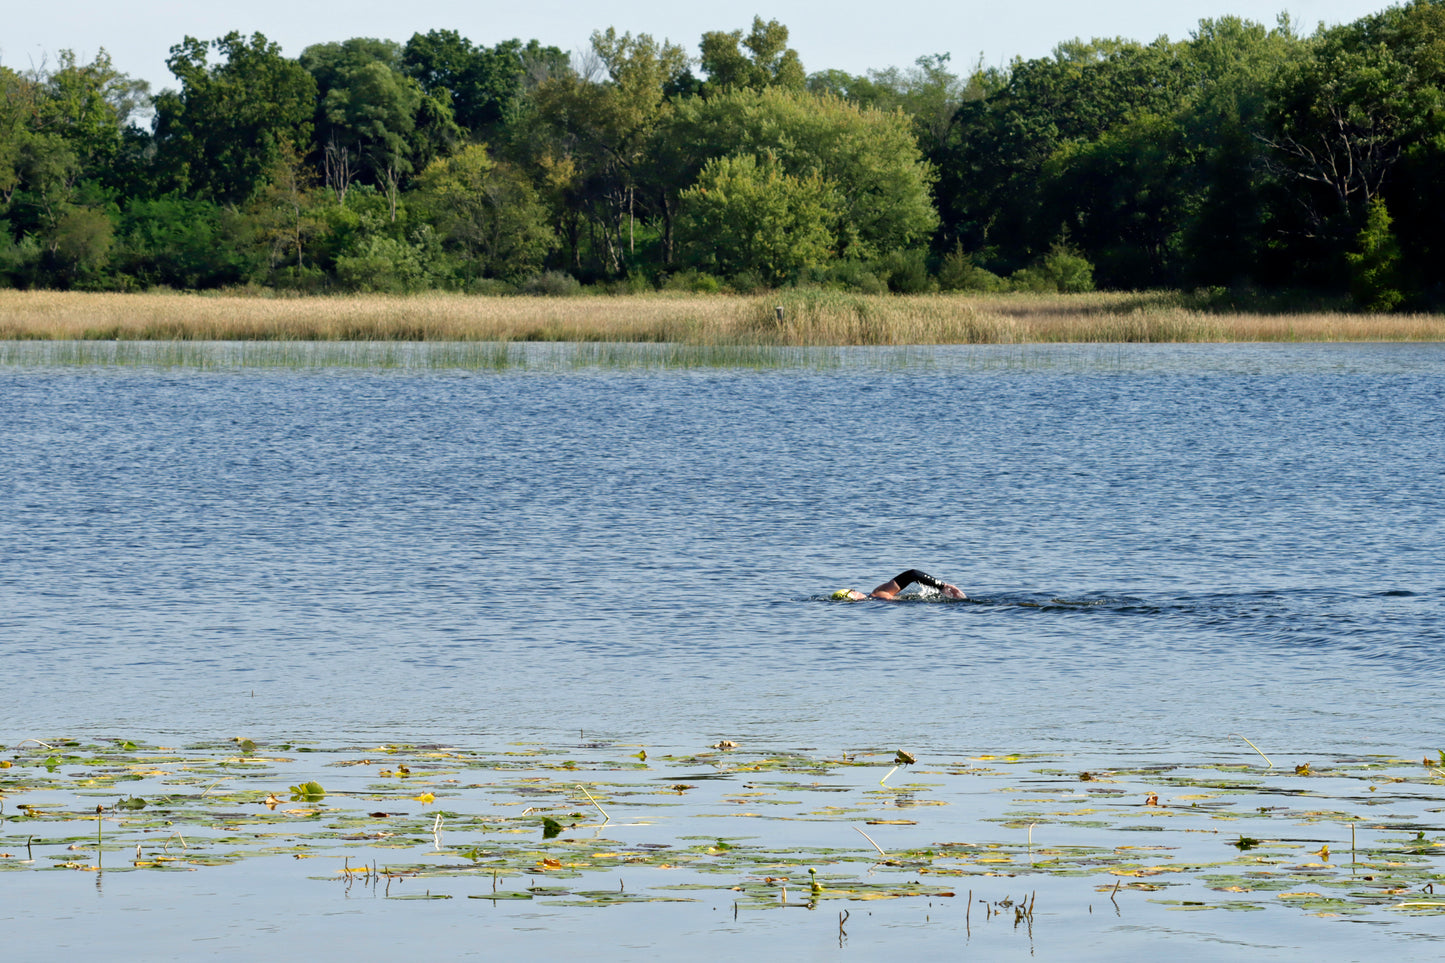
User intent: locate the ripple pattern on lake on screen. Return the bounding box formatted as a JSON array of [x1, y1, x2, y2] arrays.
[[2, 344, 1442, 755]]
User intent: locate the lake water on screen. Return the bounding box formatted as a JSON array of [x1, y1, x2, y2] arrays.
[[4, 342, 1441, 752], [3, 341, 1444, 958]]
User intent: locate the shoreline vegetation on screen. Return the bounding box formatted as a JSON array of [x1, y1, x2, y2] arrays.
[[12, 9, 1445, 311], [3, 290, 1444, 346]]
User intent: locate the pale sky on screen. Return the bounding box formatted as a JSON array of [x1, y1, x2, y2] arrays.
[[5, 0, 1402, 96]]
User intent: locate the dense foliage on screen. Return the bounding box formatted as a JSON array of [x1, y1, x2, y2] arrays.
[[5, 5, 1445, 307]]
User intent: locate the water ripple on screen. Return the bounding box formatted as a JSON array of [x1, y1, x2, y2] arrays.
[[1, 346, 1442, 753]]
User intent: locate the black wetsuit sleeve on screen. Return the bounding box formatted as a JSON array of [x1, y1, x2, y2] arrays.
[[892, 569, 945, 590]]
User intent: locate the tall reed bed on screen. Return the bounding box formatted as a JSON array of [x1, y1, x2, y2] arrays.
[[2, 289, 1443, 345]]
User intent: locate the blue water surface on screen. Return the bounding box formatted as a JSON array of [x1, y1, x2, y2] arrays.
[[2, 343, 1442, 757]]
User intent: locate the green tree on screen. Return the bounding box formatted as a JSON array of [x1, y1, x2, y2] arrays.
[[0, 66, 36, 205], [243, 139, 329, 278], [1, 51, 149, 253], [412, 144, 555, 280], [1346, 198, 1405, 311], [1037, 112, 1192, 286], [1175, 16, 1298, 286], [934, 38, 1190, 273], [301, 39, 458, 216], [153, 32, 317, 204], [334, 232, 435, 292], [21, 50, 149, 192], [676, 152, 837, 284], [937, 243, 1006, 291], [1010, 240, 1096, 292], [0, 53, 153, 287], [665, 86, 937, 262], [526, 28, 690, 275], [11, 132, 79, 238], [0, 228, 42, 287], [699, 17, 805, 92], [1263, 36, 1417, 230], [50, 204, 114, 279], [403, 31, 568, 135], [115, 197, 251, 288], [1260, 2, 1445, 284], [812, 54, 989, 156]]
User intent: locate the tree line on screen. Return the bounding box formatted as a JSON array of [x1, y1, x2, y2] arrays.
[[3, 4, 1444, 308]]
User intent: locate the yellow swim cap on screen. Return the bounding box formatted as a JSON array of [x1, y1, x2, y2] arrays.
[[831, 589, 854, 600]]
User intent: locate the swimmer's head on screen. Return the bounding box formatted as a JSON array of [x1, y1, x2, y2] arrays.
[[831, 589, 853, 600]]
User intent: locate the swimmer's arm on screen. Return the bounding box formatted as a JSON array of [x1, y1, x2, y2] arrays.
[[870, 570, 966, 600]]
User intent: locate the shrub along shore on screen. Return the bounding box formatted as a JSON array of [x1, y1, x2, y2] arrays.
[[2, 289, 1444, 346]]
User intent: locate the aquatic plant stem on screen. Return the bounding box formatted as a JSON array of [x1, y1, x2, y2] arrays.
[[853, 826, 887, 857], [880, 765, 900, 785], [578, 784, 610, 823], [1232, 733, 1274, 768]]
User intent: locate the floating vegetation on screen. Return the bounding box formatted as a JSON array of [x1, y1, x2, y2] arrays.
[[3, 737, 1444, 924]]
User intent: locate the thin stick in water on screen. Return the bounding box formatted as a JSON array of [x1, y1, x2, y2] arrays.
[[1232, 733, 1274, 768], [853, 825, 887, 857], [578, 784, 610, 823]]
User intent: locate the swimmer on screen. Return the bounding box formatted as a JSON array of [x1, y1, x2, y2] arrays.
[[831, 569, 967, 601]]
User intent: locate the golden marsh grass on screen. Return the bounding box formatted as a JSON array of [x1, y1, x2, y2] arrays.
[[1, 288, 1443, 345]]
